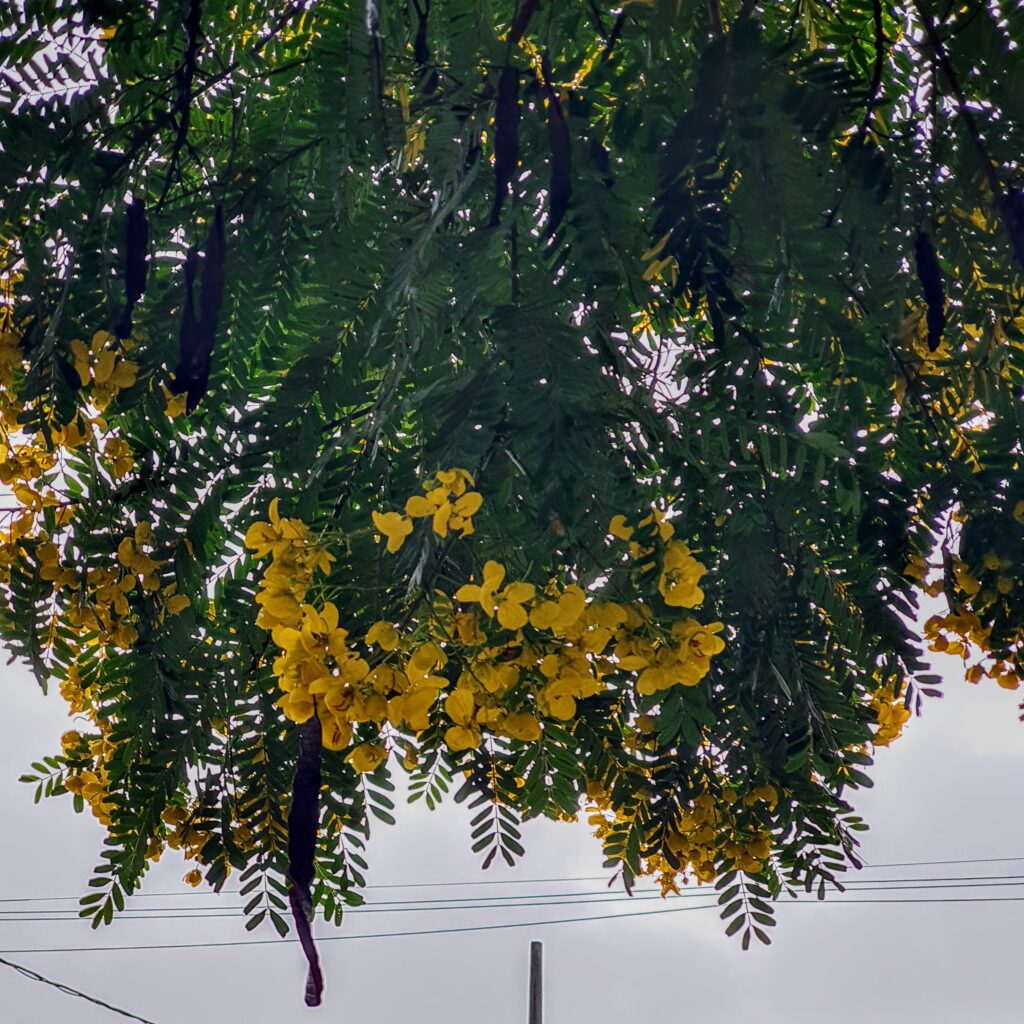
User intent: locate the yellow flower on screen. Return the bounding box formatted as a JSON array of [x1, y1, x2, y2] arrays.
[[903, 554, 927, 581], [529, 585, 586, 633], [245, 498, 309, 559], [444, 689, 481, 750], [184, 869, 203, 888], [474, 661, 518, 694], [608, 515, 634, 541], [366, 620, 400, 650], [273, 602, 350, 661], [675, 618, 725, 659], [455, 560, 506, 617], [165, 593, 192, 614], [406, 484, 483, 538], [117, 536, 160, 576], [346, 743, 388, 773], [387, 688, 436, 731], [639, 506, 675, 541], [537, 677, 577, 720], [256, 583, 304, 628], [161, 384, 188, 419], [435, 468, 475, 493], [321, 715, 354, 751], [453, 611, 485, 645], [276, 684, 315, 723], [68, 331, 138, 410], [406, 642, 448, 686], [36, 541, 78, 590], [372, 510, 413, 552], [103, 437, 134, 480], [1014, 500, 1024, 525], [495, 581, 535, 630], [500, 712, 542, 742], [658, 541, 707, 608]]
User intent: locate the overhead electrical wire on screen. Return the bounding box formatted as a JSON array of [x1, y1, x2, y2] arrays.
[[0, 854, 1020, 905], [0, 954, 160, 1024], [3, 889, 1024, 956], [1, 876, 1023, 923]]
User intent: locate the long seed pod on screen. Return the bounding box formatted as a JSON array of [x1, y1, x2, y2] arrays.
[[287, 715, 325, 1008], [507, 0, 539, 45], [541, 54, 572, 238], [172, 206, 225, 411], [197, 204, 226, 349], [489, 65, 520, 227], [171, 244, 200, 399], [914, 230, 945, 351], [999, 189, 1024, 271], [114, 197, 149, 339], [411, 0, 430, 66]]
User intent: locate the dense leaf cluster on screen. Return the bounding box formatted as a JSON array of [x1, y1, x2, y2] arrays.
[[3, 0, 1024, 996]]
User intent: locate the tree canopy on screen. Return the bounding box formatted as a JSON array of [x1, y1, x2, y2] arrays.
[[2, 0, 1024, 1004]]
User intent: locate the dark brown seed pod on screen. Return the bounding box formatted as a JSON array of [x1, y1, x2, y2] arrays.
[[507, 0, 539, 45], [541, 54, 572, 238], [489, 65, 520, 227], [998, 189, 1024, 271], [170, 244, 200, 403], [412, 0, 430, 67], [115, 197, 149, 339], [914, 230, 945, 351], [286, 715, 324, 1008], [171, 206, 226, 411]]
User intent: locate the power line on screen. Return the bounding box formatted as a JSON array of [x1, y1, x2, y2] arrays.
[[859, 855, 1024, 868], [0, 901, 721, 954], [1, 876, 1023, 923], [1, 855, 1021, 905], [3, 891, 1024, 955], [0, 954, 160, 1024]]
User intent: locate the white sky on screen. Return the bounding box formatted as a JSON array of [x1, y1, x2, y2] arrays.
[[1, 643, 1022, 1023]]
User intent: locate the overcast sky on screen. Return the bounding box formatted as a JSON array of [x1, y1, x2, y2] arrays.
[[2, 639, 1022, 1024]]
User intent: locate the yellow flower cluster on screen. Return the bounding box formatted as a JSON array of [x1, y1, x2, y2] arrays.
[[34, 522, 189, 650], [246, 486, 727, 781], [103, 436, 135, 480], [586, 779, 780, 891], [924, 612, 1020, 691], [610, 509, 709, 608], [372, 468, 483, 551], [62, 725, 120, 826], [0, 329, 25, 426], [244, 498, 335, 630], [63, 766, 115, 825], [904, 547, 1022, 693], [870, 685, 912, 746], [70, 331, 138, 411]]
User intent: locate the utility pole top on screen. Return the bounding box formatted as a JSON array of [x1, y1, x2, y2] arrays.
[[529, 940, 543, 1024]]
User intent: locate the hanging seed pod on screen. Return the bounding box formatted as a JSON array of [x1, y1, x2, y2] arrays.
[[541, 54, 572, 237], [507, 0, 539, 45], [171, 244, 200, 403], [172, 205, 225, 411], [998, 189, 1024, 272], [115, 197, 149, 339], [914, 230, 945, 351], [287, 716, 324, 1007], [489, 65, 520, 227]]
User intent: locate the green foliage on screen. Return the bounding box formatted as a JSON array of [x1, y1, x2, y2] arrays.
[[2, 0, 1024, 985]]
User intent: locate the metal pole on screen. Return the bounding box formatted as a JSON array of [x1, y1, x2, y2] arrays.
[[529, 940, 543, 1024]]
